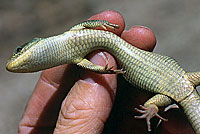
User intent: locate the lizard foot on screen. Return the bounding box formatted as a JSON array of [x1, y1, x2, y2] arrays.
[[134, 105, 168, 131], [101, 21, 120, 31], [104, 64, 125, 74], [70, 20, 120, 31]]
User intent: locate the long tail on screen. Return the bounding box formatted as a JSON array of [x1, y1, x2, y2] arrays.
[[186, 72, 200, 87], [180, 90, 200, 133]]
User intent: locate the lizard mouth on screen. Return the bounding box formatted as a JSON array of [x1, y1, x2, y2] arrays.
[[6, 59, 18, 72], [6, 57, 22, 72], [6, 51, 31, 73]]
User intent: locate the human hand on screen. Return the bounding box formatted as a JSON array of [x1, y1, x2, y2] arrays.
[[18, 10, 193, 134]]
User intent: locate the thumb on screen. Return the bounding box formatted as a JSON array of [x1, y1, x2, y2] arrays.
[[54, 51, 117, 134]]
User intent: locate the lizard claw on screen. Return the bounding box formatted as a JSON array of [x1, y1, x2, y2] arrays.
[[104, 64, 125, 74], [103, 22, 120, 31], [134, 105, 167, 131]]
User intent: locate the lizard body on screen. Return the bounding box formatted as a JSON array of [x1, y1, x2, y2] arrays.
[[6, 20, 200, 133]]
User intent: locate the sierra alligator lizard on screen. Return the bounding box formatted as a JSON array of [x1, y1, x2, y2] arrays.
[[6, 20, 200, 133]]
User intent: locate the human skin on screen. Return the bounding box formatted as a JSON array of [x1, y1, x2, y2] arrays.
[[18, 10, 194, 134]]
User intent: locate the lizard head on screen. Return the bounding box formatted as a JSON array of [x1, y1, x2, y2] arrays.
[[6, 38, 43, 73]]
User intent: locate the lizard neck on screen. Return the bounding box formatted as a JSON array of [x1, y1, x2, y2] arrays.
[[34, 29, 142, 73]]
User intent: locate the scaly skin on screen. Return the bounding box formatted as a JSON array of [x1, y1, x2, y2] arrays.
[[6, 20, 200, 133]]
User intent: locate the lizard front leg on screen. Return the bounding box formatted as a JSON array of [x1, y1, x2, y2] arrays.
[[135, 94, 174, 131], [74, 58, 125, 74], [69, 20, 119, 31]]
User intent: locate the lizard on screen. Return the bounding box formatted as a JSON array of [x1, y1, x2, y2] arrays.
[[6, 20, 200, 133]]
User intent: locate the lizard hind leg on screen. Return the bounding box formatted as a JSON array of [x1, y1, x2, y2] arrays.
[[186, 72, 200, 87], [134, 94, 173, 131]]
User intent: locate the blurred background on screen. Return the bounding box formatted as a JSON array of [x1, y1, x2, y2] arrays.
[[1, 0, 200, 133]]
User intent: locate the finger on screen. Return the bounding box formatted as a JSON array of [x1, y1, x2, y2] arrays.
[[19, 10, 125, 134], [54, 10, 124, 133], [121, 26, 156, 51], [54, 55, 117, 133]]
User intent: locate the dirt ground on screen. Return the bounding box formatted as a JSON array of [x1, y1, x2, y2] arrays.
[[1, 0, 200, 133]]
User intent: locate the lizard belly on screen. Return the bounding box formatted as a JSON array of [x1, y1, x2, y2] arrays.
[[118, 52, 193, 102]]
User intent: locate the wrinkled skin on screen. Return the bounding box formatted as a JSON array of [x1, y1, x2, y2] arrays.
[[18, 10, 194, 134]]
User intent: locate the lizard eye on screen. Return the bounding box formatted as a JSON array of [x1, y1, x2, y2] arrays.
[[13, 46, 23, 55], [16, 47, 23, 53], [12, 38, 43, 56]]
